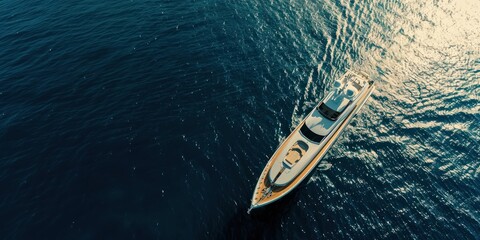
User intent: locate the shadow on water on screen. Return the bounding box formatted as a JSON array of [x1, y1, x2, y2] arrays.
[[215, 166, 333, 239], [218, 188, 301, 239]]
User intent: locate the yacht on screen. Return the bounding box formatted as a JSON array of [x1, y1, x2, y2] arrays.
[[249, 71, 375, 211]]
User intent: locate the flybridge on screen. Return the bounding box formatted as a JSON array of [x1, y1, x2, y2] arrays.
[[317, 102, 343, 121]]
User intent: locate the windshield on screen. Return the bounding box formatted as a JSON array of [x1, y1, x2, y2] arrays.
[[317, 102, 342, 121], [300, 123, 325, 143]]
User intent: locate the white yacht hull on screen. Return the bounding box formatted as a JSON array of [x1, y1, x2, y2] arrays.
[[250, 73, 375, 210]]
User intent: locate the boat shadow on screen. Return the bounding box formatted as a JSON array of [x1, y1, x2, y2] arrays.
[[218, 188, 301, 240], [217, 165, 333, 239]]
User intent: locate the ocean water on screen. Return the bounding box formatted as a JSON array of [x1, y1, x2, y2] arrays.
[[1, 0, 479, 239]]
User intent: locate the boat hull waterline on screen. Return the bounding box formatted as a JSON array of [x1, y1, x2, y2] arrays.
[[250, 72, 375, 211]]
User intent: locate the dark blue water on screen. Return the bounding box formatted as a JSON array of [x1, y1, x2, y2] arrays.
[[1, 0, 479, 239]]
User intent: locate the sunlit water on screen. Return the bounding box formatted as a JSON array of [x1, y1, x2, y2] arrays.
[[0, 0, 479, 239]]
